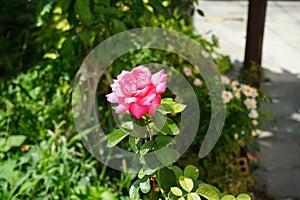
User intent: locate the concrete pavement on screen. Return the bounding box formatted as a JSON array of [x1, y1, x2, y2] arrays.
[[193, 1, 300, 199], [193, 0, 300, 75]]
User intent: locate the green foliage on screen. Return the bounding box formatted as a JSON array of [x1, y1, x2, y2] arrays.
[[107, 129, 130, 148], [168, 167, 251, 200], [175, 66, 270, 194], [0, 126, 121, 199], [184, 165, 199, 181], [0, 135, 26, 154], [0, 65, 73, 144]]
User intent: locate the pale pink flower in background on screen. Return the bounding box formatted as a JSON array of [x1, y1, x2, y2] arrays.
[[249, 109, 259, 119], [106, 66, 168, 119], [193, 78, 202, 87], [193, 67, 200, 74], [222, 91, 233, 104], [231, 80, 239, 90], [252, 119, 258, 126], [234, 89, 241, 99], [241, 84, 255, 97], [251, 130, 258, 137], [244, 98, 257, 110], [183, 66, 192, 76], [175, 96, 183, 103], [251, 88, 258, 98], [221, 75, 230, 85]]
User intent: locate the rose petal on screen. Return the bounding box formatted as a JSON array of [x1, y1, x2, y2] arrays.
[[148, 96, 161, 116], [129, 103, 149, 119], [155, 82, 167, 94], [137, 92, 157, 106], [125, 97, 137, 104], [119, 72, 136, 94], [106, 93, 119, 103], [132, 66, 152, 89], [116, 104, 128, 114], [131, 85, 151, 97], [117, 70, 130, 80], [152, 70, 168, 87]]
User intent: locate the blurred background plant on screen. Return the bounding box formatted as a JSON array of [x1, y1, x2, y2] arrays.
[[0, 0, 269, 198]]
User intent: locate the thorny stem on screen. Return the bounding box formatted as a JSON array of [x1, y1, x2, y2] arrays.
[[145, 118, 153, 141]]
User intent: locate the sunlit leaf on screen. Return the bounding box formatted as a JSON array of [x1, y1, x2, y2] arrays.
[[0, 135, 27, 152], [196, 183, 220, 200], [107, 129, 129, 148], [140, 177, 151, 193], [129, 136, 139, 153], [129, 180, 140, 200], [188, 193, 201, 200], [221, 195, 235, 200], [237, 194, 251, 200], [179, 176, 194, 193], [159, 118, 179, 135], [171, 187, 183, 196], [140, 141, 152, 155], [184, 165, 200, 180]]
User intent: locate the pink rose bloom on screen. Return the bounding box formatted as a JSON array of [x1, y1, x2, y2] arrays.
[[106, 66, 168, 119]]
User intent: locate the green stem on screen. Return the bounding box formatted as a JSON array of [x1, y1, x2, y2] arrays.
[[99, 149, 112, 185], [145, 118, 153, 141]]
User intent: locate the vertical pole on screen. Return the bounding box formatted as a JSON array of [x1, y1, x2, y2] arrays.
[[243, 0, 267, 87]]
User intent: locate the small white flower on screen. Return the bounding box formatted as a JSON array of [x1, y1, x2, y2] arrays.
[[222, 91, 233, 104], [244, 98, 257, 110], [183, 67, 192, 76], [221, 75, 230, 85], [241, 84, 258, 98], [249, 109, 259, 119], [234, 133, 239, 140], [193, 78, 202, 87], [240, 84, 253, 97]]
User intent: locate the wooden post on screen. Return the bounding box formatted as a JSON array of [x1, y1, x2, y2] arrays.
[[243, 0, 267, 87]]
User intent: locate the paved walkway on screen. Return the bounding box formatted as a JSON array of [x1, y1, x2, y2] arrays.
[[193, 1, 300, 199], [193, 0, 300, 75]]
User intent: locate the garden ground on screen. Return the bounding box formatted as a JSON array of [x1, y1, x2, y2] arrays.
[[193, 1, 300, 199]]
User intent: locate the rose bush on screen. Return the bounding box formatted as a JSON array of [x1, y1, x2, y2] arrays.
[[106, 66, 168, 119], [105, 66, 252, 199]]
